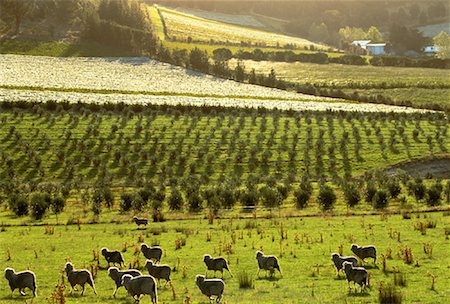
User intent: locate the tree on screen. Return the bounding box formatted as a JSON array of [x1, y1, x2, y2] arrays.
[[309, 22, 329, 43], [189, 48, 209, 73], [388, 24, 427, 54], [343, 183, 360, 208], [366, 26, 383, 42], [168, 187, 184, 210], [29, 192, 50, 220], [212, 48, 233, 61], [0, 0, 36, 33], [433, 31, 450, 59], [338, 26, 366, 44], [317, 184, 336, 211]]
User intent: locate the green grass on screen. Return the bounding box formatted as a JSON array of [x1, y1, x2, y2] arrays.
[[0, 40, 136, 57], [157, 5, 329, 51], [231, 60, 450, 110], [0, 212, 449, 303]]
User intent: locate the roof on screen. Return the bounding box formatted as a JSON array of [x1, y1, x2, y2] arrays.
[[367, 43, 386, 47], [352, 40, 371, 46]]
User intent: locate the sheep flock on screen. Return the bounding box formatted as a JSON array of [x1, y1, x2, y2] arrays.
[[3, 217, 380, 303]]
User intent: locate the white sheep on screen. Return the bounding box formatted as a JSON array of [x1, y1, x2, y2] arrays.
[[351, 244, 377, 264], [108, 267, 142, 297], [121, 274, 158, 304], [144, 260, 171, 287], [342, 261, 368, 292], [256, 250, 282, 278], [4, 268, 37, 297], [203, 254, 233, 279], [140, 244, 163, 263], [331, 253, 358, 276], [101, 247, 125, 267], [196, 274, 224, 303], [64, 262, 97, 296]]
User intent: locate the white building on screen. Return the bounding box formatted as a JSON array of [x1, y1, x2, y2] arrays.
[[351, 40, 386, 55]]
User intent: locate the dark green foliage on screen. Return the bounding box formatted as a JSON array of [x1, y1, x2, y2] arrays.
[[8, 194, 29, 216], [29, 192, 51, 220], [387, 179, 402, 199], [240, 187, 259, 207], [186, 188, 203, 212], [294, 188, 311, 209], [213, 48, 233, 61], [259, 185, 283, 208], [365, 181, 377, 203], [317, 184, 336, 211], [189, 48, 209, 73], [102, 187, 114, 209], [379, 283, 402, 304], [373, 189, 389, 209], [132, 193, 146, 212], [426, 182, 442, 206], [168, 187, 184, 211], [51, 196, 66, 215], [343, 183, 361, 208], [120, 192, 134, 212], [407, 178, 426, 201]]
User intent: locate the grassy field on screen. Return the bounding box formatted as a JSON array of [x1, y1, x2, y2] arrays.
[[230, 60, 450, 110], [0, 212, 449, 303], [157, 6, 328, 50]]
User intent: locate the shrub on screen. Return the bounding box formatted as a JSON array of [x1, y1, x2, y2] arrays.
[[120, 192, 134, 212], [387, 179, 402, 199], [168, 187, 184, 210], [379, 282, 402, 304], [294, 188, 310, 209], [238, 271, 255, 289], [189, 48, 209, 73], [219, 186, 237, 209], [102, 187, 114, 208], [365, 181, 377, 202], [259, 185, 283, 208], [8, 194, 29, 216], [343, 183, 360, 208], [426, 182, 442, 206], [29, 192, 51, 220], [373, 189, 389, 209], [240, 188, 259, 207], [132, 193, 146, 212], [317, 184, 336, 211], [51, 196, 66, 215], [212, 48, 233, 61]]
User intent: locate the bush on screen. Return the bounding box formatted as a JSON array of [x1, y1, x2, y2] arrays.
[[120, 192, 134, 212], [29, 192, 51, 220], [132, 193, 147, 212], [379, 282, 402, 304], [259, 185, 283, 208], [219, 186, 237, 209], [212, 48, 233, 61], [387, 179, 402, 198], [294, 188, 311, 209], [237, 271, 255, 289], [51, 196, 66, 215], [343, 183, 361, 208], [373, 189, 389, 209], [189, 48, 209, 73], [8, 194, 28, 216], [426, 182, 442, 206], [102, 187, 114, 208], [168, 187, 184, 210], [317, 184, 336, 211], [240, 188, 259, 207], [365, 181, 377, 202], [186, 189, 203, 212]]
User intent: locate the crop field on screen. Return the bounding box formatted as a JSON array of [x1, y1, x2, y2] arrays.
[[158, 6, 327, 50], [0, 212, 449, 303], [0, 103, 447, 194], [230, 60, 450, 110]]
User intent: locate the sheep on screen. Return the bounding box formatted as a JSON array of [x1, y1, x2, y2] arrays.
[[203, 254, 233, 279], [331, 253, 358, 276], [342, 261, 368, 292], [144, 260, 171, 287], [108, 267, 142, 297], [140, 244, 163, 263], [64, 262, 97, 296], [351, 244, 377, 264], [133, 216, 148, 228], [256, 250, 282, 278], [121, 274, 157, 304], [195, 274, 224, 304], [101, 247, 125, 267], [4, 268, 36, 297]]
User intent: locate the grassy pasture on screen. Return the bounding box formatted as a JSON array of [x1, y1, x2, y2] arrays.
[[230, 60, 450, 110], [157, 6, 327, 50], [0, 212, 449, 303]]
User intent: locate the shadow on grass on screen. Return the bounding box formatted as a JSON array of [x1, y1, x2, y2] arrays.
[[347, 290, 371, 297], [256, 276, 282, 282]]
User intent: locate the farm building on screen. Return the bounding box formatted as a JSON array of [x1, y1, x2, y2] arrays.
[[423, 45, 440, 54], [351, 40, 386, 55]]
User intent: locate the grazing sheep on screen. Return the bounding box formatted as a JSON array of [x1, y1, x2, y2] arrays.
[[133, 216, 148, 228], [256, 251, 282, 278], [203, 254, 233, 279], [144, 260, 171, 287], [342, 261, 368, 292], [4, 268, 36, 297], [108, 267, 142, 297], [101, 247, 125, 267], [351, 244, 377, 264], [64, 262, 97, 296], [196, 274, 224, 304], [121, 274, 157, 304], [331, 253, 358, 276], [140, 244, 163, 263]]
